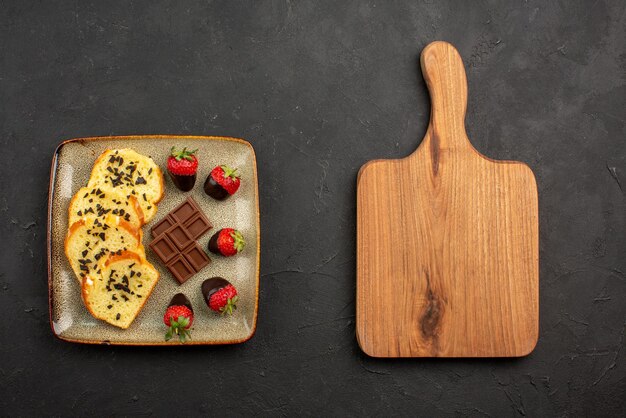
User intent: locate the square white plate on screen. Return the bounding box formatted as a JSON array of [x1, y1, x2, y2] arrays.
[[48, 135, 260, 345]]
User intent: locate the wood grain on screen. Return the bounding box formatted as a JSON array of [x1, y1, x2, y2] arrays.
[[356, 41, 539, 357]]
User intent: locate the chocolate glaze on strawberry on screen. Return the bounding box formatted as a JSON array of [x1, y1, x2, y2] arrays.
[[207, 228, 244, 257], [167, 147, 198, 192], [204, 165, 240, 200], [169, 293, 193, 313], [203, 175, 229, 200], [169, 173, 196, 192], [201, 277, 230, 306], [208, 230, 221, 255]]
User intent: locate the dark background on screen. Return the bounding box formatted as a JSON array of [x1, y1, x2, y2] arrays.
[[1, 1, 624, 416]]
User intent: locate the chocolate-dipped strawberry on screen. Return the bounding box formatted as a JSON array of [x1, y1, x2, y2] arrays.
[[167, 147, 198, 191], [164, 293, 194, 342], [204, 165, 241, 200], [208, 228, 245, 256], [202, 277, 238, 315]]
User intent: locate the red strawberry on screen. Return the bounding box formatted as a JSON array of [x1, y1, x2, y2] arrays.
[[164, 293, 194, 342], [204, 165, 240, 200], [167, 147, 198, 191], [208, 228, 245, 256], [202, 277, 238, 315]]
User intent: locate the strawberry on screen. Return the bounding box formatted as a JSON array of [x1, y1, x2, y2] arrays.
[[167, 147, 198, 191], [202, 277, 238, 315], [203, 165, 240, 200], [208, 228, 245, 256], [164, 293, 194, 342]]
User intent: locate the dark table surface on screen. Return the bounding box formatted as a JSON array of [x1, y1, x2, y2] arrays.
[[1, 1, 625, 416]]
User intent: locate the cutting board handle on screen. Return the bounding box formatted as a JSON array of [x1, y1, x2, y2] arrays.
[[420, 41, 470, 151]]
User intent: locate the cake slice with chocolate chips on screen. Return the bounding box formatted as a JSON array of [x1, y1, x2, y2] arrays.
[[87, 148, 164, 222], [68, 186, 144, 228], [82, 251, 159, 329], [65, 215, 144, 283]]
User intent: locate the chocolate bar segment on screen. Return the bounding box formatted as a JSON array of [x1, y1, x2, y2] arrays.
[[183, 243, 211, 272], [151, 215, 176, 238], [183, 212, 212, 240], [170, 197, 201, 224], [166, 224, 194, 251], [166, 255, 195, 284], [149, 235, 177, 264], [147, 197, 213, 285]]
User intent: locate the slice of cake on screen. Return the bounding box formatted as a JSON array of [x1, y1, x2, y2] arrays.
[[68, 186, 144, 228], [87, 149, 164, 222], [65, 215, 144, 282], [82, 251, 159, 329]]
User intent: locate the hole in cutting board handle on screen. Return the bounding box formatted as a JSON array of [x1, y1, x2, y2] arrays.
[[419, 41, 471, 151]]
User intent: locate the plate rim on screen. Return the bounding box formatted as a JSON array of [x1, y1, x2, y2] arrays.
[[47, 135, 261, 346]]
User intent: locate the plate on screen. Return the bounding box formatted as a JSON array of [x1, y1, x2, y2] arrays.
[[47, 135, 260, 345]]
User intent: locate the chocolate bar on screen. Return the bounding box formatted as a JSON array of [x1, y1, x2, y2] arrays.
[[148, 197, 212, 284]]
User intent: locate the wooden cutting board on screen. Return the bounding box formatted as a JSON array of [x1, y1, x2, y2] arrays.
[[356, 41, 538, 358]]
